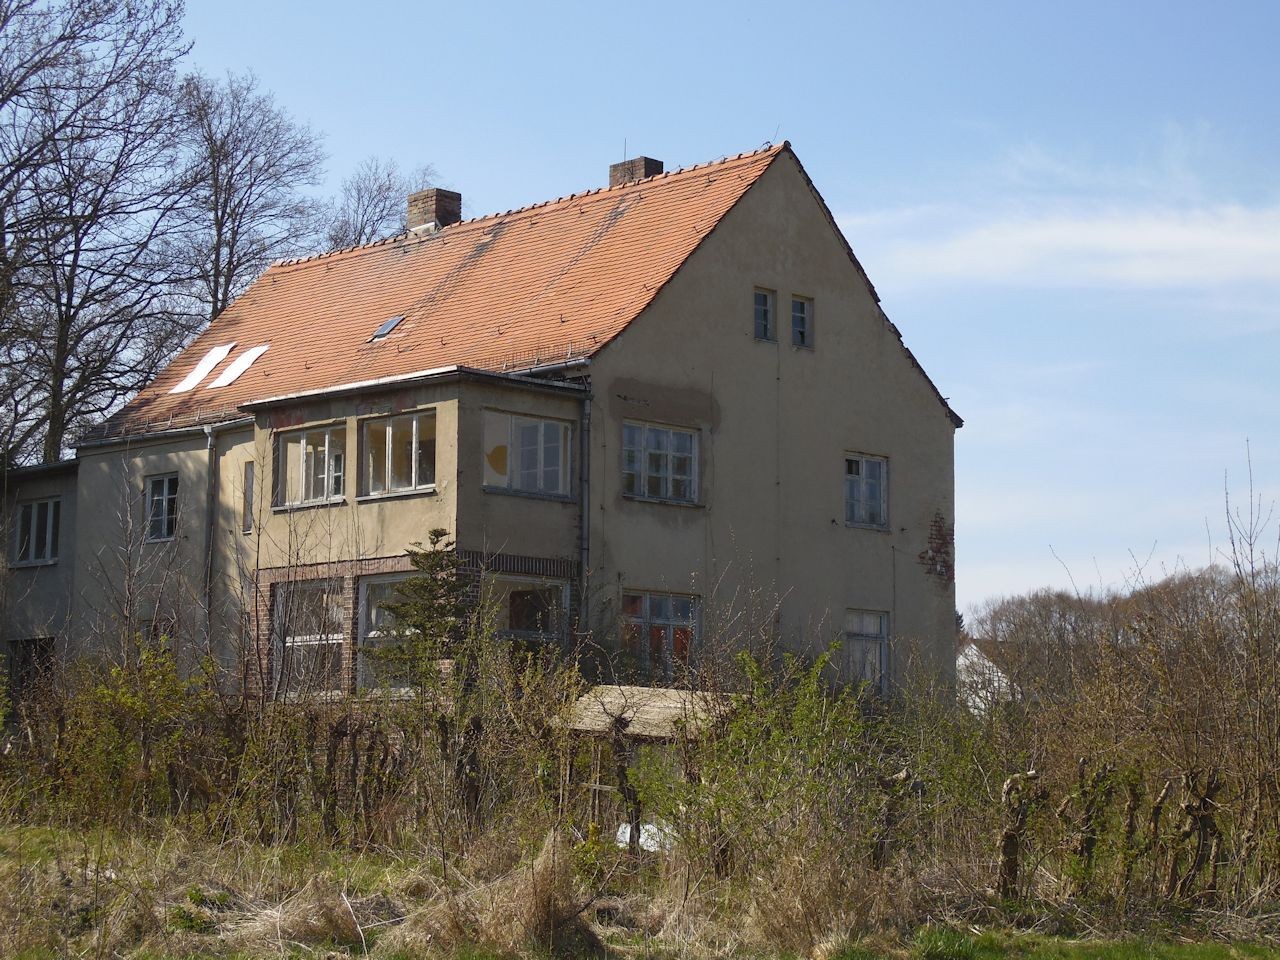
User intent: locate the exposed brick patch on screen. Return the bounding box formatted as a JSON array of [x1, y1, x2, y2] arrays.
[[918, 511, 955, 585]]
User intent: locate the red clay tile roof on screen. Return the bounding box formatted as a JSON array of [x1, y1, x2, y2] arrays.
[[104, 144, 789, 436]]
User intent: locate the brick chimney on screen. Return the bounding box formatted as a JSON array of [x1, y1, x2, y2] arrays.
[[609, 156, 663, 188], [407, 188, 462, 231]]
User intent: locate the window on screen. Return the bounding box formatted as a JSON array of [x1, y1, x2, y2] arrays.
[[622, 591, 697, 681], [482, 574, 569, 639], [363, 411, 436, 495], [622, 422, 697, 503], [844, 454, 887, 527], [273, 579, 345, 695], [146, 474, 179, 541], [791, 296, 813, 347], [242, 461, 255, 533], [754, 288, 775, 340], [845, 610, 889, 695], [13, 497, 61, 564], [482, 411, 571, 497], [357, 574, 414, 690], [278, 425, 346, 505]]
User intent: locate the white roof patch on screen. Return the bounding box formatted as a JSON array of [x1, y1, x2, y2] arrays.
[[207, 344, 270, 388], [169, 343, 236, 393]]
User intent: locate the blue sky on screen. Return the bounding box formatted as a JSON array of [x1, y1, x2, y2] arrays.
[[184, 0, 1280, 612]]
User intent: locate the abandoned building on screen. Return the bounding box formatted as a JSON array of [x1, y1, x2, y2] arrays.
[[1, 143, 961, 698]]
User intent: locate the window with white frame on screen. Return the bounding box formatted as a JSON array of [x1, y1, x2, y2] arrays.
[[622, 422, 697, 503], [622, 591, 697, 680], [13, 497, 61, 564], [363, 411, 436, 496], [845, 609, 889, 694], [356, 574, 414, 690], [754, 288, 775, 340], [273, 579, 345, 695], [482, 411, 571, 497], [791, 296, 813, 347], [278, 425, 346, 505], [844, 454, 887, 527], [145, 474, 179, 541], [482, 574, 569, 639]]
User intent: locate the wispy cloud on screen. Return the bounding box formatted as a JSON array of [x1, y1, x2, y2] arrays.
[[838, 132, 1280, 294], [854, 205, 1280, 289]]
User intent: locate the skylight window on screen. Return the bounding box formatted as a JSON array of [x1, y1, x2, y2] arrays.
[[370, 315, 404, 341], [169, 343, 236, 393], [208, 344, 269, 388]]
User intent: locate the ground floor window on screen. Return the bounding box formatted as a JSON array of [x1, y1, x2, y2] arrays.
[[6, 636, 52, 712], [845, 609, 889, 694], [622, 591, 697, 681], [273, 579, 346, 695], [356, 574, 416, 690], [482, 574, 570, 639]]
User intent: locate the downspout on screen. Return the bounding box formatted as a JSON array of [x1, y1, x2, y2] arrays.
[[577, 385, 592, 638], [202, 425, 218, 653]]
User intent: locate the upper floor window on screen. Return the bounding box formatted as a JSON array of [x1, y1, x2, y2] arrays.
[[273, 578, 345, 695], [623, 590, 697, 681], [363, 411, 436, 496], [791, 296, 813, 347], [145, 474, 178, 542], [13, 497, 60, 564], [279, 425, 346, 506], [623, 421, 697, 504], [844, 454, 887, 528], [845, 609, 888, 695], [754, 288, 776, 341], [483, 410, 571, 497]]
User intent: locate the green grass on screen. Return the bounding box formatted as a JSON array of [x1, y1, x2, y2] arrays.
[[901, 928, 1280, 960]]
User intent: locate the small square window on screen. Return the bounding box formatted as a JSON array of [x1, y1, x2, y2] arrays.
[[754, 288, 776, 341], [791, 297, 812, 347], [145, 474, 179, 542], [844, 454, 887, 528]]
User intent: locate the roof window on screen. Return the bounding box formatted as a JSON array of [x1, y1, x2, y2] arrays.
[[370, 315, 404, 341], [208, 344, 269, 388], [169, 343, 236, 393]]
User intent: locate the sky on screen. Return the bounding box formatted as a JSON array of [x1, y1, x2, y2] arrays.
[[182, 0, 1280, 613]]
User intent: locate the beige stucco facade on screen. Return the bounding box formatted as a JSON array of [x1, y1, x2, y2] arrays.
[[2, 149, 957, 695]]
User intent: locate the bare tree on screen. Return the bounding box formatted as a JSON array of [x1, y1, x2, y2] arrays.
[[0, 0, 189, 463], [321, 156, 437, 251], [174, 71, 325, 321], [0, 0, 188, 321]]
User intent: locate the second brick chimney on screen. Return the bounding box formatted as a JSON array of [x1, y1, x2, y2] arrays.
[[407, 188, 462, 231], [609, 156, 663, 188]]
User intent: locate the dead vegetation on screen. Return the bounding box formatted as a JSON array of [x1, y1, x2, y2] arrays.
[[1, 506, 1279, 958]]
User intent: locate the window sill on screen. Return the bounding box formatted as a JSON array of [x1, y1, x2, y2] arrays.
[[845, 521, 890, 533], [482, 486, 576, 505], [791, 342, 815, 351], [622, 494, 703, 509], [144, 536, 176, 545], [753, 335, 777, 344], [9, 558, 58, 569], [272, 497, 347, 514], [356, 486, 438, 504]]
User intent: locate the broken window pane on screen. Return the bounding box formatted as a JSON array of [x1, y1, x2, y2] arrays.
[[416, 414, 436, 487], [366, 422, 387, 493], [390, 416, 414, 489]]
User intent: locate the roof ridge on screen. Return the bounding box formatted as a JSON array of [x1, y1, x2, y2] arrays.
[[274, 142, 789, 271]]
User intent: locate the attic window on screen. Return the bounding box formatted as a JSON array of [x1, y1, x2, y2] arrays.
[[208, 344, 269, 388], [370, 316, 404, 341], [169, 343, 235, 393]]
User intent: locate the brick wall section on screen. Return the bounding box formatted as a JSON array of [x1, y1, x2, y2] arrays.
[[247, 551, 580, 698]]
